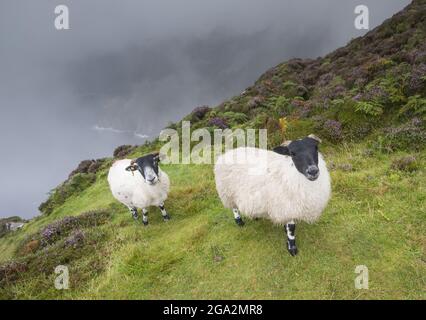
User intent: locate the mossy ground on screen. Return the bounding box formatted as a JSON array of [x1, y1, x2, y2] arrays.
[[0, 143, 424, 299]]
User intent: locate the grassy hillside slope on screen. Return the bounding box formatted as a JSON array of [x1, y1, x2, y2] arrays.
[[0, 0, 425, 299]]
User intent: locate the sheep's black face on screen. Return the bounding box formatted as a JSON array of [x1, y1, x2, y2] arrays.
[[273, 137, 320, 181], [127, 153, 160, 185]]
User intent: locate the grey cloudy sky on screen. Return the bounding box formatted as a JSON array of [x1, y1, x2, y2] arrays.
[[0, 0, 410, 219]]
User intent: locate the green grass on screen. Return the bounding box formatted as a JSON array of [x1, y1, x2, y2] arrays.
[[0, 143, 425, 299]]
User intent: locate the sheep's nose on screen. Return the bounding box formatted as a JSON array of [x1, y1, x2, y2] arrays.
[[307, 166, 319, 176], [147, 177, 156, 183]]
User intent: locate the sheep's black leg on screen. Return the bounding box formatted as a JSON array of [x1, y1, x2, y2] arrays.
[[285, 220, 298, 256], [159, 203, 170, 221], [142, 208, 149, 226], [233, 208, 245, 227], [129, 207, 138, 220]]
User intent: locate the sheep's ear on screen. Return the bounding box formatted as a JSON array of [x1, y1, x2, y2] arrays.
[[308, 134, 322, 143], [273, 146, 291, 156]]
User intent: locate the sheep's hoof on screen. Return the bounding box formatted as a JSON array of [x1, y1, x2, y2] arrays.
[[287, 245, 298, 257], [163, 214, 171, 221], [235, 217, 245, 227], [132, 215, 139, 221], [142, 220, 149, 226]]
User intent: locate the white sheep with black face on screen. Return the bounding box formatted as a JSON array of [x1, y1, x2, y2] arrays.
[[214, 134, 331, 256], [108, 153, 170, 225]]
